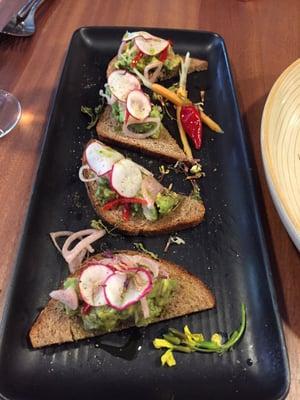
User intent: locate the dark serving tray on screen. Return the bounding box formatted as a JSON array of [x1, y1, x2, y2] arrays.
[[0, 27, 290, 400]]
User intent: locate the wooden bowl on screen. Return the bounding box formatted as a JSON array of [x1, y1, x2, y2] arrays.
[[261, 59, 300, 251]]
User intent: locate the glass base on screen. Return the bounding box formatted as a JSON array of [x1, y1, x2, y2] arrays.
[[0, 90, 22, 138]]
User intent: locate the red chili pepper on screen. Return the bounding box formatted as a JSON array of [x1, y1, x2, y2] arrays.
[[122, 203, 131, 221], [82, 303, 91, 315], [180, 105, 203, 149], [159, 45, 169, 62], [131, 51, 144, 67], [102, 197, 147, 211]]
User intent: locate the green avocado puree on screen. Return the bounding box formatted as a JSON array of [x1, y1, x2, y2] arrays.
[[63, 277, 177, 332]]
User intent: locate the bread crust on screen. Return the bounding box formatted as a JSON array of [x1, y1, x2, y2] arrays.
[[29, 252, 215, 348], [96, 108, 191, 163]]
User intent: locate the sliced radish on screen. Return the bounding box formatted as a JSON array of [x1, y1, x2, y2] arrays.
[[122, 31, 154, 42], [104, 268, 152, 311], [126, 90, 151, 120], [111, 159, 142, 198], [79, 264, 114, 307], [135, 36, 169, 56], [108, 70, 140, 102], [85, 141, 124, 176], [50, 287, 78, 310]]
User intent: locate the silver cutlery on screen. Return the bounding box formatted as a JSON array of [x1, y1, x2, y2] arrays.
[[2, 0, 45, 37]]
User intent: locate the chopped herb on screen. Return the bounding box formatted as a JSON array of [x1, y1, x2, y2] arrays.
[[91, 219, 118, 236], [81, 100, 104, 130], [158, 165, 170, 181], [133, 242, 159, 260], [153, 303, 246, 367], [164, 235, 186, 252]]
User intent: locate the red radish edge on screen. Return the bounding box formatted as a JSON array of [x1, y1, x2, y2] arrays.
[[103, 267, 153, 311]]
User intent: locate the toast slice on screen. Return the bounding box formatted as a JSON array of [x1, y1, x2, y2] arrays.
[[86, 177, 205, 235], [29, 251, 215, 348], [106, 55, 208, 81], [96, 107, 190, 163]]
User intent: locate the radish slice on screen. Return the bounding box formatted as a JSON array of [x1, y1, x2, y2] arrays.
[[108, 70, 140, 102], [104, 268, 152, 311], [135, 36, 169, 56], [122, 31, 154, 42], [122, 116, 161, 139], [126, 90, 151, 120], [111, 159, 142, 197], [50, 287, 78, 310], [85, 141, 124, 176], [79, 264, 114, 307], [141, 175, 163, 205]]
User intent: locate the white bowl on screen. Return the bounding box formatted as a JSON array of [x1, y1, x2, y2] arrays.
[[261, 59, 300, 251]]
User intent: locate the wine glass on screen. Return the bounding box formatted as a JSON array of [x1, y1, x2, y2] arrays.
[[0, 90, 21, 138]]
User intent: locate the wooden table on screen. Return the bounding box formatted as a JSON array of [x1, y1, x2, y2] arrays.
[[0, 0, 299, 398]]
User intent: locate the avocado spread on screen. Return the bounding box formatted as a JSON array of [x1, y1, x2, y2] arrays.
[[63, 277, 177, 332]]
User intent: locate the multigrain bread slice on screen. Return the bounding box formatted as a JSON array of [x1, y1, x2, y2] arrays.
[[29, 251, 215, 348], [96, 107, 190, 163], [85, 178, 205, 235], [106, 55, 208, 80]]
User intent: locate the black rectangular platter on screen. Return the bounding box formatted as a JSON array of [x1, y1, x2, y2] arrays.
[[0, 27, 290, 400]]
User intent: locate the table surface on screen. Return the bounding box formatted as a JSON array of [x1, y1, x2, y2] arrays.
[[0, 0, 299, 398]]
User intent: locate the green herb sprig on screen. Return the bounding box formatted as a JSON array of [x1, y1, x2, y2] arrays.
[[81, 101, 104, 130], [133, 242, 159, 260], [153, 303, 246, 367]]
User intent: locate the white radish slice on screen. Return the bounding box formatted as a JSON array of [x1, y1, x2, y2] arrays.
[[126, 90, 151, 120], [50, 287, 78, 310], [108, 70, 140, 102], [79, 264, 114, 306], [141, 175, 163, 205], [104, 268, 152, 311], [135, 36, 169, 56], [111, 159, 142, 198], [85, 141, 124, 176], [122, 31, 154, 42]]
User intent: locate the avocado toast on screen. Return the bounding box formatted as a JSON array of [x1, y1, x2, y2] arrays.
[[29, 251, 215, 348], [80, 140, 205, 235]]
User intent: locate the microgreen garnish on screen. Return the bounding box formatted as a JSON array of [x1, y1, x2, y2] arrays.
[[91, 219, 118, 236], [153, 303, 246, 367], [133, 242, 159, 260], [158, 165, 170, 181], [164, 235, 185, 252], [81, 100, 104, 130]]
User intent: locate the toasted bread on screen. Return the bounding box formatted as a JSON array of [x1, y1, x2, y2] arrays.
[[29, 251, 215, 348], [96, 107, 191, 163], [86, 177, 205, 235], [106, 55, 208, 80]]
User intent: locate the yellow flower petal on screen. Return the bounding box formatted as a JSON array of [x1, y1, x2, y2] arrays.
[[211, 333, 222, 346], [153, 338, 173, 349], [161, 349, 176, 367]]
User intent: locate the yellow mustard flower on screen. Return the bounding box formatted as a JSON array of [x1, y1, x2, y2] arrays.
[[184, 325, 204, 344], [153, 338, 174, 349], [211, 333, 222, 347], [161, 349, 176, 367]]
